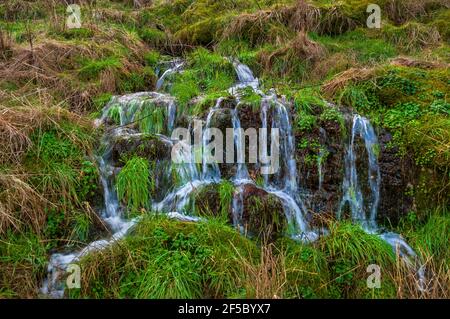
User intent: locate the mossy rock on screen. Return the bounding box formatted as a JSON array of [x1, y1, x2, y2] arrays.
[[240, 184, 286, 242], [112, 132, 171, 165]]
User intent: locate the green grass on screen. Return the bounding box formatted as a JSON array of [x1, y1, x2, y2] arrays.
[[72, 215, 259, 298], [116, 156, 151, 212], [311, 29, 397, 65], [78, 57, 123, 81], [169, 48, 236, 106], [136, 102, 167, 134], [218, 180, 234, 219]]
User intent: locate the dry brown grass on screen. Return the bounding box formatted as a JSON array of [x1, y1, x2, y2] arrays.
[[236, 242, 286, 299], [222, 9, 290, 46], [390, 56, 449, 69], [391, 249, 449, 299], [0, 91, 93, 165], [385, 0, 450, 25], [321, 67, 375, 97], [280, 0, 321, 32], [383, 23, 442, 53], [312, 52, 358, 81], [318, 5, 358, 36], [258, 31, 326, 75], [0, 173, 50, 235]]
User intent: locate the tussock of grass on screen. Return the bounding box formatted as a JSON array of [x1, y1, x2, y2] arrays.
[[74, 215, 259, 298], [116, 156, 151, 212]]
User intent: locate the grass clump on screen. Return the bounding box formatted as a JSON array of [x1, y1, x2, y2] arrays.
[[73, 215, 259, 298], [218, 180, 234, 218], [135, 102, 167, 134], [116, 156, 151, 212], [79, 57, 123, 81], [169, 48, 236, 106]]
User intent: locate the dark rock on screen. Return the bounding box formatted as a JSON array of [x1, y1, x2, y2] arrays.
[[111, 131, 172, 165], [240, 184, 286, 242]]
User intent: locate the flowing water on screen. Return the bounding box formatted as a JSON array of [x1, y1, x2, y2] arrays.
[[338, 114, 426, 290], [42, 58, 425, 297]]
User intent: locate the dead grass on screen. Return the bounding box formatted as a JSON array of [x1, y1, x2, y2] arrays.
[[321, 67, 375, 97], [390, 56, 448, 69], [0, 173, 50, 235], [258, 31, 326, 75], [236, 242, 286, 299], [385, 0, 450, 25], [222, 9, 290, 46], [280, 0, 321, 32], [383, 23, 442, 53], [318, 5, 359, 36], [391, 249, 449, 299], [312, 52, 358, 81], [0, 91, 93, 165]]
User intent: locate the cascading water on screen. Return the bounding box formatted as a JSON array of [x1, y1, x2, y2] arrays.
[[230, 62, 317, 242], [155, 59, 184, 91], [338, 114, 426, 290], [338, 114, 380, 231], [42, 91, 179, 297], [41, 56, 426, 297]]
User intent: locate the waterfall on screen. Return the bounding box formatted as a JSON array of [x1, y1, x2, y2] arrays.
[[42, 56, 426, 297], [156, 59, 184, 91], [232, 109, 251, 183], [338, 114, 426, 290], [338, 114, 380, 231], [42, 92, 178, 297], [229, 61, 316, 242], [201, 99, 223, 182]]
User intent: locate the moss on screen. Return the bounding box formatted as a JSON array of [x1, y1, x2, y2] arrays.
[[170, 48, 236, 106], [382, 22, 441, 53], [78, 57, 123, 81], [242, 191, 286, 241], [311, 29, 397, 65], [143, 51, 161, 68], [60, 28, 94, 40], [118, 67, 157, 93], [139, 27, 166, 47], [0, 230, 48, 298]]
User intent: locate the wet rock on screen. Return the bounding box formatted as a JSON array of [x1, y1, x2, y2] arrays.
[[378, 131, 414, 224], [240, 184, 286, 241], [111, 131, 172, 165], [192, 183, 286, 241]]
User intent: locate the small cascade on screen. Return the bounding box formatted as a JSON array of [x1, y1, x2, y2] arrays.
[[41, 55, 428, 297], [42, 92, 178, 297], [156, 59, 184, 91], [338, 114, 426, 290], [232, 108, 251, 183], [201, 99, 223, 182], [232, 186, 244, 228], [339, 114, 380, 231], [229, 60, 262, 96], [227, 62, 315, 241]]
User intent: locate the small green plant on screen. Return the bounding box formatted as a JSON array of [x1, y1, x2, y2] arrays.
[[116, 156, 151, 212], [136, 103, 166, 134], [296, 111, 317, 132], [77, 161, 99, 202], [218, 180, 234, 219], [79, 57, 122, 80]]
